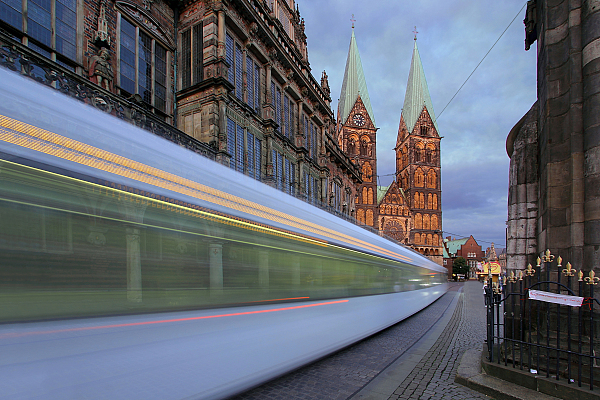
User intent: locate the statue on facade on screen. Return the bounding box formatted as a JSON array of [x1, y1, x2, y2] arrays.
[[88, 47, 113, 91]]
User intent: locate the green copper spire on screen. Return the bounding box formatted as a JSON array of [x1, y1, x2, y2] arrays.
[[401, 40, 438, 134], [338, 29, 375, 126]]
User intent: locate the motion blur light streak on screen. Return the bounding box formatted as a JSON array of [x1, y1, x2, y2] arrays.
[[0, 299, 347, 340], [0, 114, 413, 263]]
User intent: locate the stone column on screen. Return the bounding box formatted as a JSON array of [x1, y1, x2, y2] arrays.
[[217, 10, 225, 59], [259, 250, 269, 289], [582, 1, 600, 268], [292, 255, 300, 285], [125, 227, 142, 302], [118, 200, 147, 303], [209, 243, 223, 289]]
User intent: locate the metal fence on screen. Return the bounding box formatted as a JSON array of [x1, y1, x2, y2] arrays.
[[485, 249, 600, 390]]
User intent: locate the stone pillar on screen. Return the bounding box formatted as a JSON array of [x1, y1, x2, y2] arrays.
[[217, 10, 225, 59], [118, 199, 147, 303], [259, 250, 269, 289], [582, 1, 600, 269], [292, 255, 300, 285], [125, 227, 142, 302], [209, 243, 223, 289]]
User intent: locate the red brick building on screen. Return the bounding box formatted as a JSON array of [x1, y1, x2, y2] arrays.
[[443, 236, 485, 279]]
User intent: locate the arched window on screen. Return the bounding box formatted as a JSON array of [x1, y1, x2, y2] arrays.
[[414, 233, 421, 244], [368, 188, 374, 204], [415, 168, 424, 187], [366, 209, 373, 226], [431, 214, 438, 230], [360, 137, 370, 156], [420, 193, 425, 209], [362, 162, 372, 182], [423, 214, 430, 230], [427, 170, 437, 189], [415, 142, 424, 162], [348, 138, 357, 155], [357, 209, 365, 224], [415, 213, 423, 229], [362, 187, 368, 204], [433, 233, 439, 246], [414, 192, 420, 208], [433, 193, 438, 210], [426, 143, 435, 163], [428, 193, 433, 209], [427, 234, 433, 245]]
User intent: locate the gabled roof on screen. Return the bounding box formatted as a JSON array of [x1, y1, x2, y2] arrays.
[[400, 40, 438, 134], [338, 29, 375, 126], [377, 185, 389, 204], [445, 238, 468, 257]]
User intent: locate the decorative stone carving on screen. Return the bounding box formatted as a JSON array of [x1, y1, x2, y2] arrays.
[[93, 0, 111, 49]]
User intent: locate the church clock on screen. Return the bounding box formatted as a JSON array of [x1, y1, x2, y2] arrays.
[[353, 113, 365, 126]]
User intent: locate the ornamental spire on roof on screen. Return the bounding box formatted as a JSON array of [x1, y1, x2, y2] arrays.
[[338, 24, 375, 126], [400, 37, 438, 134]]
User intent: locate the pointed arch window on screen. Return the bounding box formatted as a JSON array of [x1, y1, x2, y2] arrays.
[[414, 193, 419, 208], [420, 193, 425, 209], [367, 188, 374, 205], [362, 187, 368, 204], [433, 193, 438, 210], [428, 193, 433, 209], [415, 142, 424, 162]]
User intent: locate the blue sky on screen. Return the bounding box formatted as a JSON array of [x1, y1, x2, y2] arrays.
[[298, 0, 537, 249]]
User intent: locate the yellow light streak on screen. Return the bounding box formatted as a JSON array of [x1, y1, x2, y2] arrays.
[[0, 114, 413, 263]]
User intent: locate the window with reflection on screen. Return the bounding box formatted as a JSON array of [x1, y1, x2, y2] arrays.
[[1, 0, 77, 67], [120, 17, 168, 113]]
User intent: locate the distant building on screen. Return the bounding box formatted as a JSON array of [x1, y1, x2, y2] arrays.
[[443, 236, 485, 279]]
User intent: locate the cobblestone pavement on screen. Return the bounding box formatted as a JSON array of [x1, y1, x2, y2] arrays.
[[231, 282, 490, 400], [387, 281, 489, 400]]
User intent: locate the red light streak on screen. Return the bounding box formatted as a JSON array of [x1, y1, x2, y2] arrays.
[[0, 300, 348, 339]]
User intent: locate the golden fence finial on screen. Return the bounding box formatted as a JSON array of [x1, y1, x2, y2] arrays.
[[508, 271, 517, 283], [557, 255, 562, 267], [562, 262, 576, 277], [526, 263, 535, 276], [578, 271, 584, 282], [542, 249, 555, 263], [518, 270, 524, 281], [536, 257, 541, 267], [585, 270, 599, 285]]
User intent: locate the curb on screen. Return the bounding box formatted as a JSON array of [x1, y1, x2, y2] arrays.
[[455, 348, 560, 400]]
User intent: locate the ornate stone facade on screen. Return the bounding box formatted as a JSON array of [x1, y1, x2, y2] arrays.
[[0, 0, 360, 219]]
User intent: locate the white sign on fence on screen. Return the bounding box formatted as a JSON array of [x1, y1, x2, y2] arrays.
[[528, 289, 584, 307]]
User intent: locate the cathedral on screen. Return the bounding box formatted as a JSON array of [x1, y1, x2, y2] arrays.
[[336, 28, 443, 265]]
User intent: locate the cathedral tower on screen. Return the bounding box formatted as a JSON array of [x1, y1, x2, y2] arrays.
[[396, 38, 442, 263], [337, 28, 378, 229]]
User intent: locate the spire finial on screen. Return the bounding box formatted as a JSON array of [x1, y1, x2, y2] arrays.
[[351, 14, 356, 29], [413, 26, 418, 41]]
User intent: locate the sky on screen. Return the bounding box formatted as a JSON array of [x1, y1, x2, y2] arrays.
[[298, 0, 537, 249]]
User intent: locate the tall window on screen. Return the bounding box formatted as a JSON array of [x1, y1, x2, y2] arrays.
[[181, 24, 203, 89], [226, 32, 244, 101], [1, 0, 77, 66], [227, 118, 261, 177], [120, 17, 168, 113]]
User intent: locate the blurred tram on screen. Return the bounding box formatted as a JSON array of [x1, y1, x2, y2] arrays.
[[0, 68, 447, 399]]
